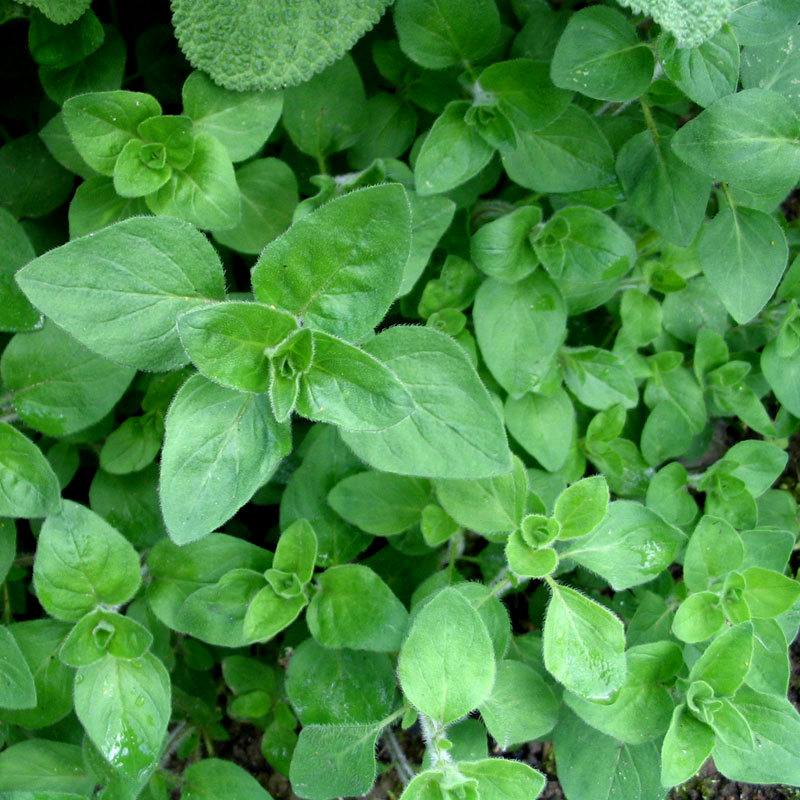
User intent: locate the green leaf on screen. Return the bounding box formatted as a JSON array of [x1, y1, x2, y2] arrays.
[[252, 184, 411, 342], [719, 439, 789, 497], [67, 175, 148, 238], [328, 472, 431, 537], [729, 0, 800, 46], [1, 322, 134, 437], [32, 500, 140, 621], [683, 515, 743, 592], [505, 388, 576, 472], [537, 208, 636, 313], [660, 704, 715, 787], [473, 271, 566, 396], [543, 581, 626, 700], [394, 0, 500, 69], [39, 26, 127, 106], [478, 59, 574, 133], [0, 208, 39, 332], [243, 585, 306, 644], [458, 758, 547, 800], [713, 687, 800, 785], [562, 347, 639, 410], [742, 566, 800, 617], [178, 568, 267, 647], [74, 652, 170, 783], [307, 564, 409, 652], [273, 519, 317, 584], [112, 138, 172, 198], [0, 739, 94, 794], [502, 105, 615, 193], [145, 133, 240, 230], [297, 332, 414, 431], [661, 27, 740, 107], [470, 205, 541, 284], [671, 88, 800, 195], [434, 455, 527, 536], [171, 0, 390, 90], [211, 158, 298, 256], [59, 608, 153, 667], [0, 133, 73, 220], [414, 101, 495, 196], [478, 660, 558, 747], [398, 587, 495, 724], [181, 758, 274, 800], [616, 128, 712, 247], [99, 414, 163, 475], [551, 6, 655, 101], [282, 54, 367, 158], [0, 625, 36, 710], [741, 30, 800, 112], [160, 374, 291, 544], [62, 90, 161, 176], [290, 720, 385, 800], [698, 203, 788, 324], [177, 301, 299, 393], [146, 532, 270, 631], [182, 70, 282, 162], [690, 622, 754, 696], [0, 422, 60, 518], [348, 93, 418, 169], [0, 620, 73, 729], [286, 638, 397, 725], [745, 618, 789, 695], [554, 707, 665, 800], [672, 591, 725, 643], [15, 215, 226, 371], [553, 476, 609, 540], [561, 501, 685, 590], [339, 326, 512, 479]]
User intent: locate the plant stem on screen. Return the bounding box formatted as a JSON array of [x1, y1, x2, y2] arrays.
[[419, 714, 452, 767], [2, 582, 12, 625], [0, 412, 20, 425], [160, 721, 191, 767], [383, 726, 415, 786]]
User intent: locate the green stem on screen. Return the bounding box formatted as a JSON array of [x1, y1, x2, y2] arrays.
[[419, 714, 452, 767], [315, 151, 328, 175], [0, 413, 20, 425], [383, 727, 415, 786], [2, 582, 12, 626], [639, 99, 659, 142]]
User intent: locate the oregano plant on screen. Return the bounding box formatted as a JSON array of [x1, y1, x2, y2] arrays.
[[1, 0, 800, 799]]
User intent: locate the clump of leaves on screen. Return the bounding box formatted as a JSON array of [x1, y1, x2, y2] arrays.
[[1, 1, 800, 799]]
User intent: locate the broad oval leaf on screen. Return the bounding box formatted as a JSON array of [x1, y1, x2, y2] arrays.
[[0, 624, 36, 710], [252, 184, 412, 342], [473, 271, 566, 396], [551, 6, 655, 101], [398, 587, 496, 724], [296, 332, 414, 431], [339, 326, 512, 479], [160, 374, 291, 544], [74, 652, 170, 783], [543, 581, 626, 700], [0, 422, 60, 519], [560, 501, 686, 590], [307, 564, 409, 652], [698, 203, 788, 324], [671, 88, 800, 195], [32, 500, 141, 622], [1, 321, 135, 436], [15, 216, 226, 371], [177, 301, 299, 393]]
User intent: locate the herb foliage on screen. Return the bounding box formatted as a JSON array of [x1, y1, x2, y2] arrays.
[[0, 1, 800, 799]]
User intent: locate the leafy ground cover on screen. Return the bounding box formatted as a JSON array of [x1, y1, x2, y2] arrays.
[[1, 1, 800, 799]]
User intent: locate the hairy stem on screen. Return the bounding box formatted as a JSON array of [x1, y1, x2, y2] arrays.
[[383, 726, 415, 786]]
